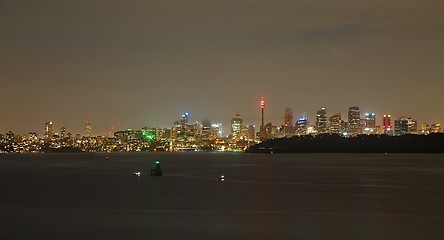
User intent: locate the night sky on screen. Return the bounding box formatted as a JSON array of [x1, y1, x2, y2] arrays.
[[2, 0, 443, 136]]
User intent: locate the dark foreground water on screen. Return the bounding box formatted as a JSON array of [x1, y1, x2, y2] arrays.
[[1, 153, 444, 240]]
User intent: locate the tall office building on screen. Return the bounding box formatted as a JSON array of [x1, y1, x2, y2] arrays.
[[44, 121, 53, 140], [248, 125, 256, 141], [382, 114, 393, 135], [231, 114, 243, 136], [284, 108, 294, 136], [348, 106, 361, 135], [329, 113, 341, 134], [180, 112, 190, 137], [295, 115, 309, 135], [201, 119, 212, 139], [180, 112, 189, 127], [211, 123, 223, 138], [363, 113, 376, 134], [315, 107, 327, 134], [364, 113, 376, 129], [394, 119, 409, 136], [85, 119, 92, 138], [397, 116, 417, 134]]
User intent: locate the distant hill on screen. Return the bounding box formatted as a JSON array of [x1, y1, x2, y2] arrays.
[[246, 133, 444, 153]]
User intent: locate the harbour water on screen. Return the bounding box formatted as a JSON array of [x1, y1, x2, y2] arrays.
[[1, 153, 444, 239]]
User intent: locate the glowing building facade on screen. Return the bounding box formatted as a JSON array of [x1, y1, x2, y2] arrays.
[[315, 107, 327, 134], [348, 106, 361, 135]]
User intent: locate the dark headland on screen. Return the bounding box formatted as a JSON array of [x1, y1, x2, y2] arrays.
[[246, 133, 444, 153]]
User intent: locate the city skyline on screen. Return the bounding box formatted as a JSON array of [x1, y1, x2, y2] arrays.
[[2, 1, 444, 134], [1, 101, 441, 137]]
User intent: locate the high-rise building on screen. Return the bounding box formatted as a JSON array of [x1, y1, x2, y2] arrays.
[[248, 125, 256, 141], [329, 113, 341, 134], [364, 113, 376, 129], [85, 119, 92, 138], [180, 112, 189, 128], [363, 113, 376, 134], [295, 115, 309, 135], [201, 119, 212, 139], [211, 123, 223, 138], [397, 116, 417, 134], [348, 106, 361, 135], [382, 114, 393, 135], [44, 122, 53, 140], [231, 114, 243, 136], [315, 107, 327, 134], [284, 107, 294, 136], [394, 119, 409, 136]]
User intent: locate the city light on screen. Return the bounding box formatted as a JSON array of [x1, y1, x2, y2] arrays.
[[0, 101, 442, 153]]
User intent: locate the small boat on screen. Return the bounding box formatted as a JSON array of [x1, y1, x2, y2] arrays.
[[150, 160, 163, 176]]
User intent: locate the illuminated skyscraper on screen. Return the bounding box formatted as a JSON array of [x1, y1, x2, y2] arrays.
[[85, 119, 92, 137], [231, 114, 243, 136], [397, 116, 417, 134], [180, 112, 189, 127], [363, 113, 376, 134], [364, 113, 376, 129], [382, 114, 393, 135], [201, 119, 212, 139], [394, 119, 409, 136], [211, 123, 223, 138], [248, 125, 256, 141], [284, 107, 294, 136], [315, 107, 327, 133], [295, 115, 309, 135], [348, 106, 361, 135], [329, 113, 341, 134], [44, 121, 53, 140]]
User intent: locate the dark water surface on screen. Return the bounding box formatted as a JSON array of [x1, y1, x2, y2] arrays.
[[1, 153, 444, 239]]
